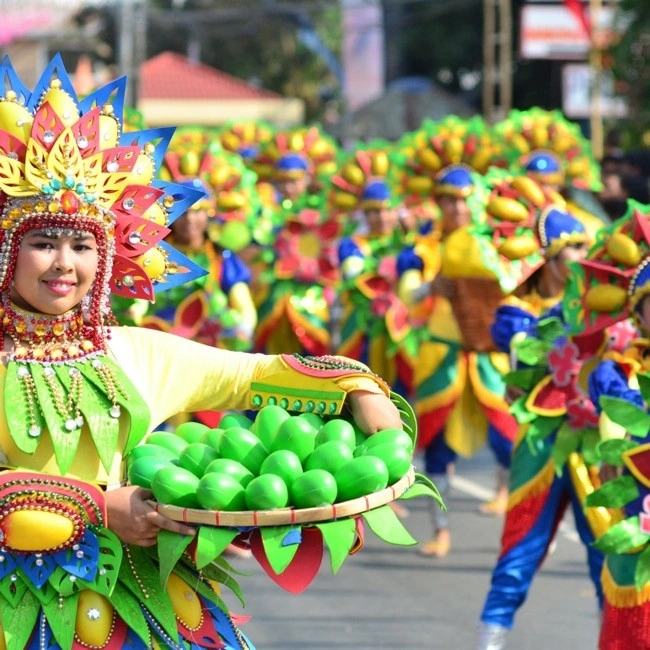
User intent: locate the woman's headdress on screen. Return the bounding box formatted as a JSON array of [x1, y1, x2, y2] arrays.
[[563, 201, 650, 336], [397, 116, 506, 202], [496, 108, 602, 192], [329, 142, 399, 220], [0, 54, 207, 323]]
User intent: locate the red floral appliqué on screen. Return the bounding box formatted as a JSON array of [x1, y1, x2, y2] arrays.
[[548, 341, 580, 387]]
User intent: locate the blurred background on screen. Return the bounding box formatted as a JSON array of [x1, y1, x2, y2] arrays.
[[2, 0, 647, 153]]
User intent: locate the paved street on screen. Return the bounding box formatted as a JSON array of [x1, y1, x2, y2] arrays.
[[224, 448, 600, 650]]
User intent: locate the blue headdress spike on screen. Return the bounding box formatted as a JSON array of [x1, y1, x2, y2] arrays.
[[157, 241, 209, 290], [78, 75, 127, 121], [239, 144, 259, 160], [0, 55, 30, 104], [153, 179, 207, 226], [27, 53, 78, 112], [120, 126, 175, 173], [362, 179, 391, 202]]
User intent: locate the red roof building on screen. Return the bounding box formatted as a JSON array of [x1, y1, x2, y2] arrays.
[[138, 52, 304, 127]]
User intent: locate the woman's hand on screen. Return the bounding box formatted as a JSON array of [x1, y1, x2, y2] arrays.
[[105, 485, 196, 546], [347, 390, 402, 435]]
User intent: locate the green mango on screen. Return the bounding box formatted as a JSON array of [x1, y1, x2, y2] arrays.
[[178, 443, 220, 477], [245, 474, 289, 510], [128, 456, 175, 490], [204, 458, 254, 487], [151, 466, 200, 508], [174, 421, 210, 444], [334, 456, 389, 502], [291, 469, 337, 508], [197, 473, 246, 511]]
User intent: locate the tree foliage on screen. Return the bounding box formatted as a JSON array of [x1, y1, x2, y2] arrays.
[[609, 0, 650, 144], [146, 1, 342, 121]]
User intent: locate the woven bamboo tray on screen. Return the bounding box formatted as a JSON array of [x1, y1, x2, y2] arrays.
[[153, 466, 416, 527]]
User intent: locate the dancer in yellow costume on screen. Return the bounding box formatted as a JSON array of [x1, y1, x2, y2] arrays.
[[146, 133, 259, 351], [0, 56, 402, 650], [395, 120, 511, 554]]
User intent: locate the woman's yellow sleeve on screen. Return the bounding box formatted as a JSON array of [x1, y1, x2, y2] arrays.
[[109, 327, 389, 429]]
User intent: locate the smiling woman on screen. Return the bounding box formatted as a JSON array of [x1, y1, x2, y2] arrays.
[[0, 55, 404, 650], [10, 230, 98, 314]]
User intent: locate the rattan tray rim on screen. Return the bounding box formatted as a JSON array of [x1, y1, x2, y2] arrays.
[[152, 466, 416, 527]]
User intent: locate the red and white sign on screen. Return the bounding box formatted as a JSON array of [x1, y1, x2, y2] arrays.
[[520, 4, 617, 60]]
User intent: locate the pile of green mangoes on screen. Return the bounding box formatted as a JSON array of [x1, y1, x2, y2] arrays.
[[127, 406, 413, 511]]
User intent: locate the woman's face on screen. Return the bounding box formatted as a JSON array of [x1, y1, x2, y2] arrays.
[[639, 296, 650, 334], [364, 206, 397, 236], [171, 208, 208, 246], [549, 242, 588, 282], [277, 176, 309, 202], [438, 195, 471, 236], [9, 229, 99, 315]]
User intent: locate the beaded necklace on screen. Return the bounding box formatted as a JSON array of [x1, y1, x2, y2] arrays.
[[1, 295, 150, 474]]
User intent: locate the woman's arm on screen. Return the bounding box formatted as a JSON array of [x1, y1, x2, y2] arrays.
[[109, 327, 395, 432]]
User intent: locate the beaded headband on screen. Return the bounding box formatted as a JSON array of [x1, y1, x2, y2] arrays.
[[536, 206, 588, 258], [0, 54, 207, 318]]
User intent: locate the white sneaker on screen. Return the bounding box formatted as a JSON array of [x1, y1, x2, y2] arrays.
[[475, 623, 509, 650]]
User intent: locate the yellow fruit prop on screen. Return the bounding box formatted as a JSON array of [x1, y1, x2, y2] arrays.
[[607, 233, 643, 267], [585, 284, 628, 313], [2, 509, 76, 551], [498, 235, 539, 260], [510, 176, 547, 207], [487, 196, 530, 223], [75, 592, 115, 648], [167, 573, 204, 631]]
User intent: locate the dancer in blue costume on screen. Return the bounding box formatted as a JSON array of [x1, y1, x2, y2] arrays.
[[476, 208, 616, 650]]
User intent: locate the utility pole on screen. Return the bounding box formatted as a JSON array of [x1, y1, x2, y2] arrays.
[[589, 0, 604, 159], [118, 0, 147, 107], [482, 0, 512, 124]]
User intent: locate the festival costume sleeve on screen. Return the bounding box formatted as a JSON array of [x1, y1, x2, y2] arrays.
[[109, 327, 389, 429], [338, 237, 366, 279], [396, 246, 426, 305], [588, 359, 644, 413], [490, 301, 536, 354]]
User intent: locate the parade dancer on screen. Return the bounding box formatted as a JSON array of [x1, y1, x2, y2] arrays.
[[254, 194, 340, 356], [0, 56, 403, 649], [476, 204, 619, 650], [564, 203, 650, 649], [395, 121, 511, 554], [331, 145, 414, 392]]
